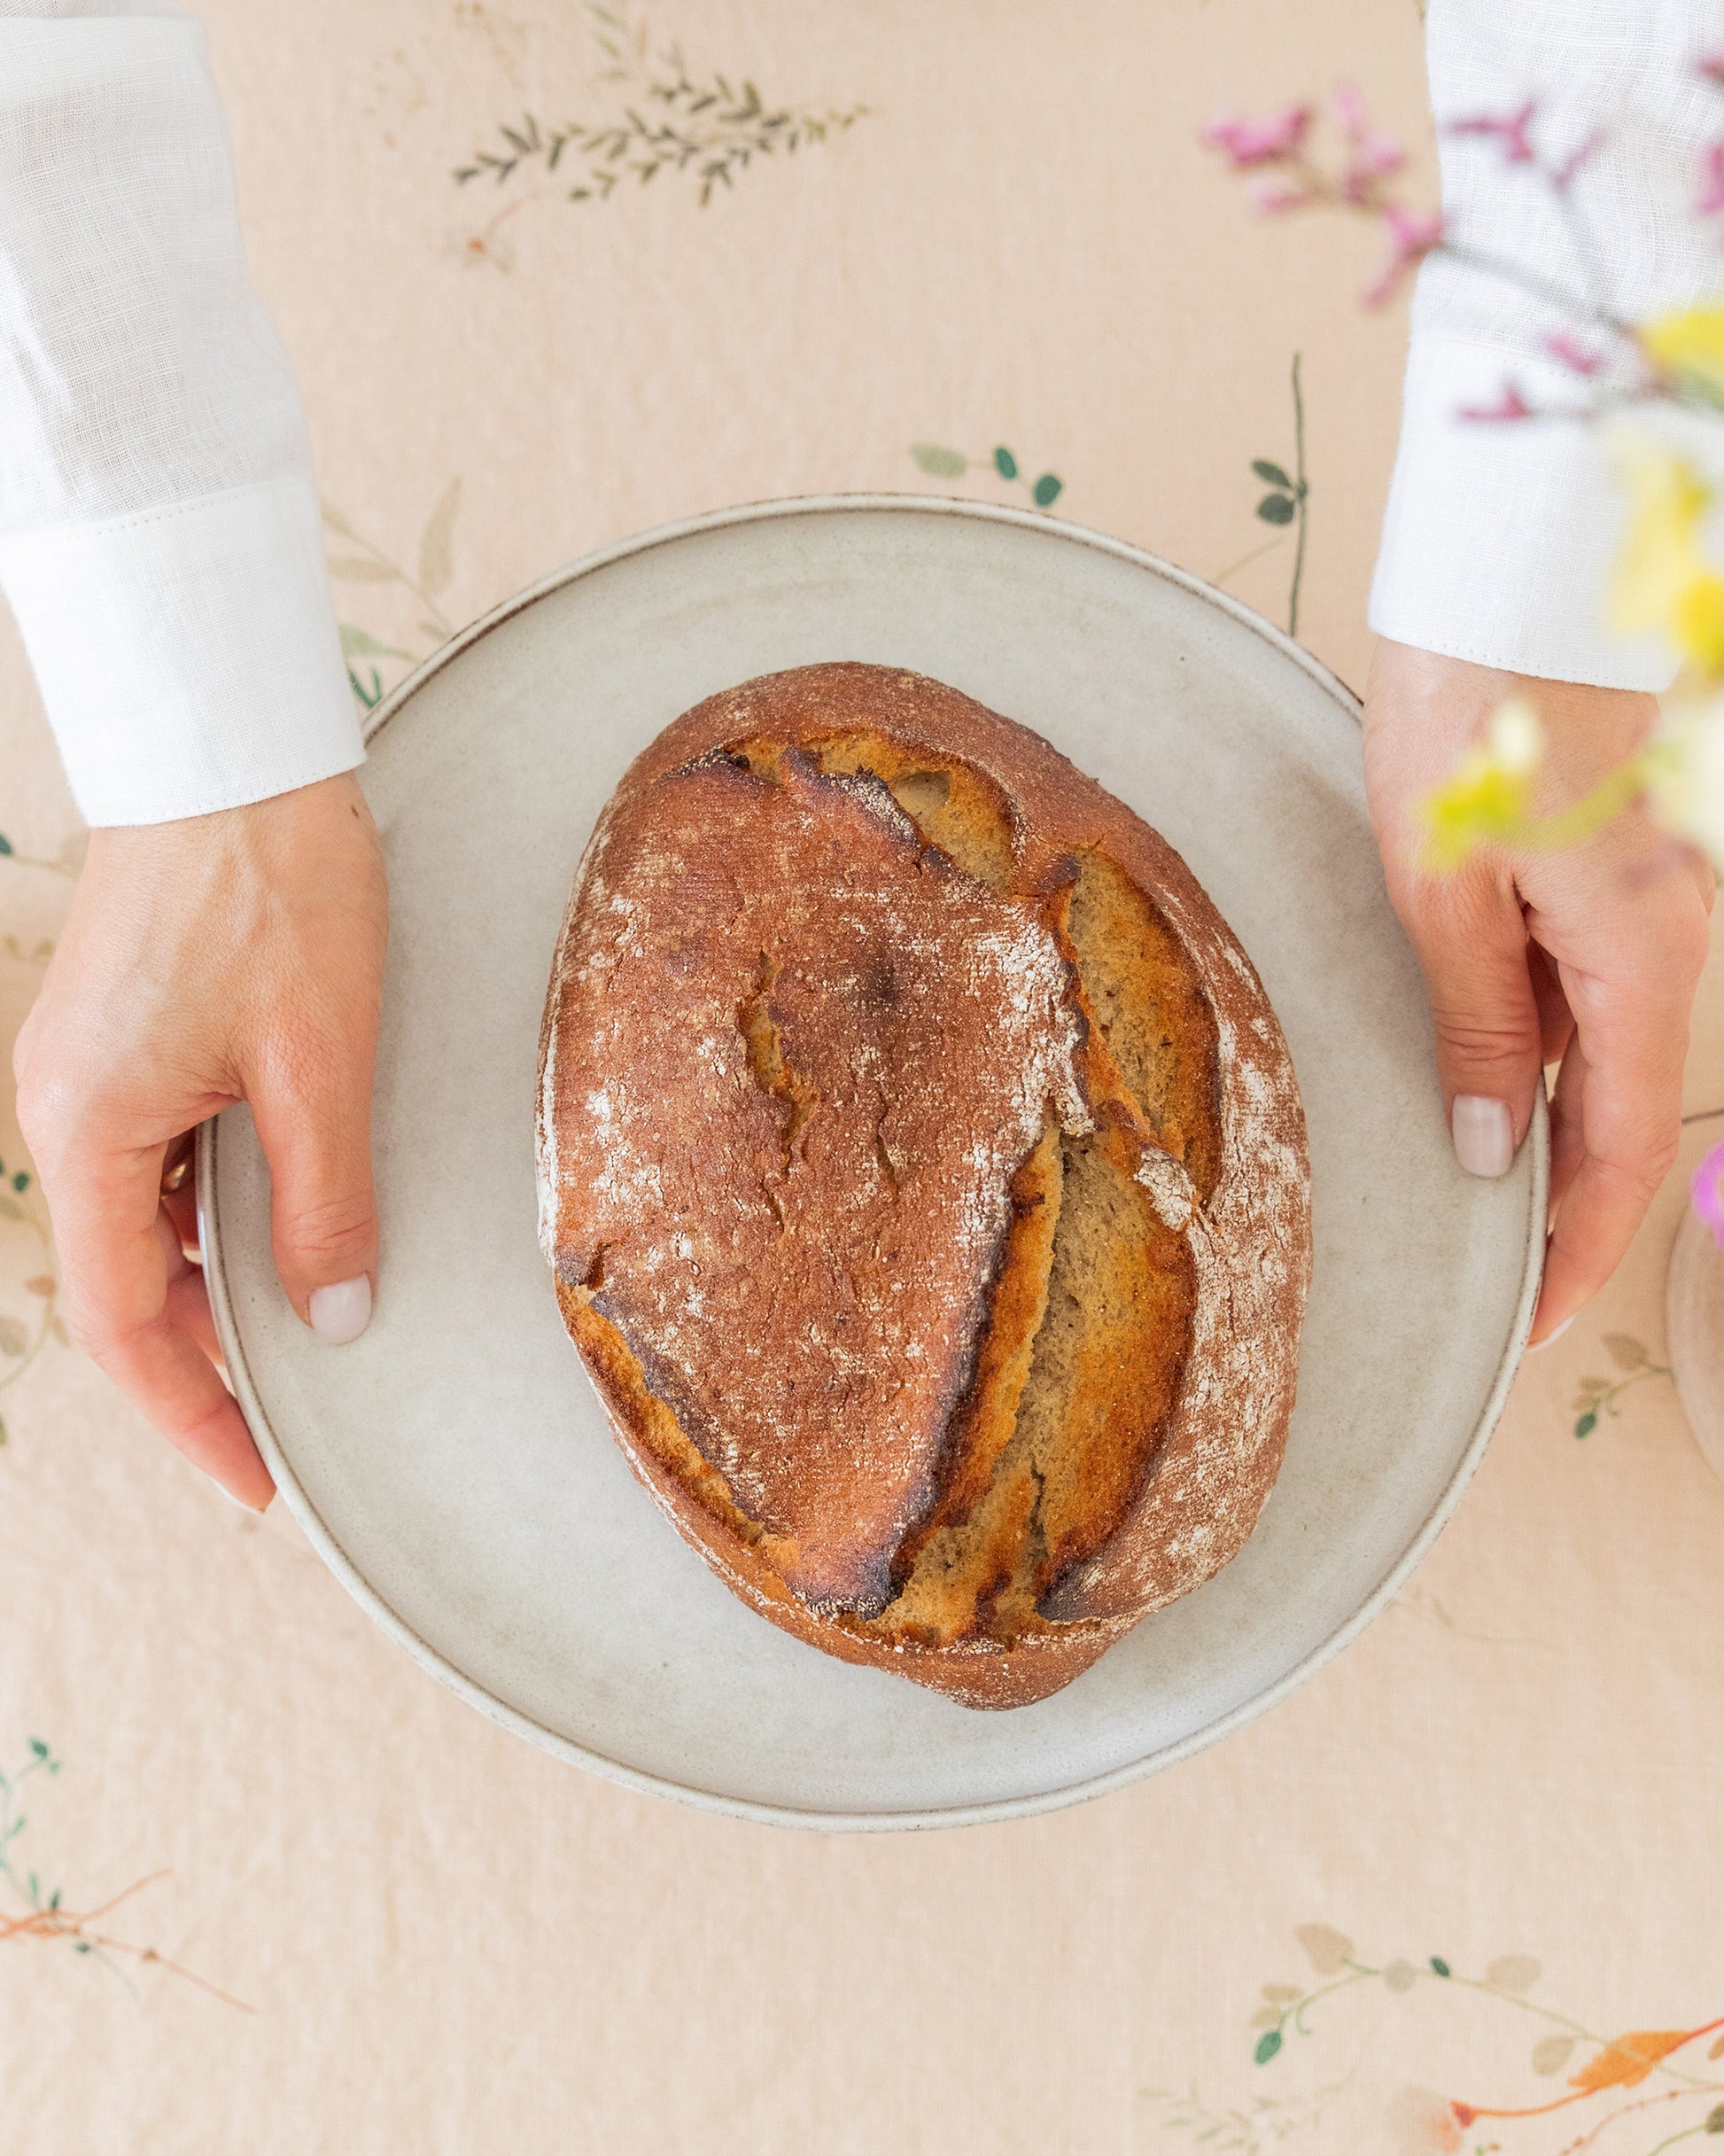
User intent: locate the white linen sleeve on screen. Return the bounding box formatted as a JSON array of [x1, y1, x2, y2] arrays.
[[0, 3, 362, 826], [1368, 0, 1724, 690]]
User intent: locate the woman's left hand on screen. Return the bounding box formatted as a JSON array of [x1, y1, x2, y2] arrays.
[[1363, 636, 1713, 1345]]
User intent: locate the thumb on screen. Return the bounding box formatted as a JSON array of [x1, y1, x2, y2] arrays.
[[1402, 876, 1543, 1179], [250, 1039, 379, 1343]]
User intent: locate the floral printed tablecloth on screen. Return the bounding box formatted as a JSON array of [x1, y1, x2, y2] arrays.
[[4, 4, 1723, 2151]]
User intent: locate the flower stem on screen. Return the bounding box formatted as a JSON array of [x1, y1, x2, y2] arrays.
[[1285, 1962, 1378, 2037], [1511, 752, 1654, 853], [1600, 1363, 1675, 1419], [1212, 533, 1287, 587], [0, 853, 75, 878], [1438, 237, 1632, 340], [1646, 2125, 1708, 2155]]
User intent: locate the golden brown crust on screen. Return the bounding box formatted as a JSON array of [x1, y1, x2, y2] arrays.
[[539, 663, 1312, 1709]]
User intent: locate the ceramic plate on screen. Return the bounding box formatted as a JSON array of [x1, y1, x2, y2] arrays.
[[200, 495, 1546, 1830]]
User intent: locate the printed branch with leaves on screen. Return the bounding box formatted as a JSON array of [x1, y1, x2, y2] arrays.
[[1248, 1924, 1724, 2154], [1570, 1332, 1674, 1438], [0, 1150, 64, 1446], [456, 4, 869, 211], [0, 1740, 248, 2011], [1211, 351, 1311, 638], [324, 481, 462, 710], [910, 440, 1064, 510], [1141, 2068, 1354, 2155]]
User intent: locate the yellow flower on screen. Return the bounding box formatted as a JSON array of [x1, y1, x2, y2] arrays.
[[1641, 303, 1724, 404], [1606, 433, 1724, 680], [1645, 693, 1724, 869], [1418, 696, 1544, 869], [1608, 435, 1708, 636], [1674, 572, 1724, 675]]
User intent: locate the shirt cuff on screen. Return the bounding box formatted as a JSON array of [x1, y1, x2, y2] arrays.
[[0, 473, 365, 826], [1368, 331, 1681, 695]]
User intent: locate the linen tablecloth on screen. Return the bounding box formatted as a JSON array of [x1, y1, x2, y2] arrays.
[[3, 5, 1721, 2150]]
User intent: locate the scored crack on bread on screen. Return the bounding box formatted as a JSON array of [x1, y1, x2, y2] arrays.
[[538, 662, 1312, 1709]]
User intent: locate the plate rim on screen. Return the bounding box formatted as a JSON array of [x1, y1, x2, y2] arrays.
[[198, 490, 1549, 1833]]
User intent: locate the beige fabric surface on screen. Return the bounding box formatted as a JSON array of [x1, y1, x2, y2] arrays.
[[4, 4, 1723, 2151]]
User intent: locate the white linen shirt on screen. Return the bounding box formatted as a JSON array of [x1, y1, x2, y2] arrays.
[[1371, 0, 1724, 689], [0, 0, 1720, 826], [0, 0, 361, 825]]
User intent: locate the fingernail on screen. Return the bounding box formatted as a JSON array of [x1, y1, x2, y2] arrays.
[[1452, 1094, 1515, 1179], [1528, 1313, 1575, 1354], [307, 1274, 372, 1344]]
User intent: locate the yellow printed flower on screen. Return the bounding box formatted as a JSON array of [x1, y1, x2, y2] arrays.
[[1418, 696, 1544, 869], [1644, 694, 1724, 869], [1641, 303, 1724, 405]]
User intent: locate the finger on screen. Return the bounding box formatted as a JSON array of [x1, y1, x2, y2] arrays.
[[1527, 938, 1574, 1068], [155, 1206, 222, 1366], [249, 1030, 379, 1343], [1530, 915, 1705, 1342], [1400, 867, 1542, 1177], [161, 1179, 199, 1258], [159, 1132, 194, 1195], [1546, 1029, 1588, 1220], [165, 1269, 224, 1368], [33, 1136, 273, 1507]]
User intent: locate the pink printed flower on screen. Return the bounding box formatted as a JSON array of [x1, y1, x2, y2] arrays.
[[1332, 81, 1368, 137], [1459, 379, 1536, 421], [1203, 104, 1313, 168], [1699, 51, 1724, 88], [1332, 80, 1407, 201], [1698, 138, 1724, 216], [1447, 97, 1538, 164], [1694, 1141, 1724, 1248], [1543, 331, 1605, 375], [1363, 205, 1444, 307], [1387, 2086, 1464, 2155], [1250, 176, 1317, 214]]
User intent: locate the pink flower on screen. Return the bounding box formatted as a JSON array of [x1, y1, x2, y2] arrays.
[[1458, 379, 1536, 421], [1349, 134, 1407, 181], [1552, 126, 1605, 191], [1698, 138, 1724, 215], [1543, 331, 1605, 375], [1447, 97, 1538, 164], [1698, 51, 1724, 88], [1694, 1141, 1724, 1248], [1203, 104, 1313, 168], [1363, 205, 1444, 307]]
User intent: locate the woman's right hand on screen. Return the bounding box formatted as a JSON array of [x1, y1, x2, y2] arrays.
[[12, 770, 388, 1508]]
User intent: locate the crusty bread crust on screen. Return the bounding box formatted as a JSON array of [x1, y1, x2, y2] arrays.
[[538, 664, 1312, 1708]]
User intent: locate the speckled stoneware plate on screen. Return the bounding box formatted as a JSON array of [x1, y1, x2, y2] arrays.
[[199, 495, 1546, 1830]]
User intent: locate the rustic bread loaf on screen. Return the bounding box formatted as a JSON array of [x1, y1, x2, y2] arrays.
[[537, 662, 1311, 1709]]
